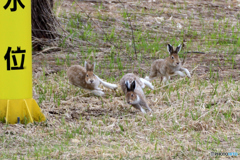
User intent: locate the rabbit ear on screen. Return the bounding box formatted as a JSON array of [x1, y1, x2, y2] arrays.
[[130, 80, 136, 91], [176, 44, 182, 53], [93, 62, 96, 71], [84, 61, 88, 70], [167, 44, 173, 54], [125, 81, 130, 91], [85, 61, 94, 71]]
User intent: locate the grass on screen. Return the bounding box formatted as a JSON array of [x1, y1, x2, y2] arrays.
[[1, 0, 240, 159]]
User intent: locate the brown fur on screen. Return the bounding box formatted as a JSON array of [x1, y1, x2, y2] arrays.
[[147, 44, 191, 83], [67, 61, 117, 96], [120, 73, 144, 94], [120, 73, 152, 113], [126, 92, 138, 104], [67, 62, 99, 90]]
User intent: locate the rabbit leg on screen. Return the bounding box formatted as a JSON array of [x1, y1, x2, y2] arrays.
[[162, 76, 168, 84], [139, 107, 147, 113], [96, 87, 103, 91], [174, 71, 185, 77], [91, 90, 104, 96], [141, 101, 152, 112], [138, 99, 152, 112], [140, 78, 154, 90], [132, 104, 146, 113], [146, 69, 158, 81], [140, 82, 145, 88], [180, 67, 191, 78]]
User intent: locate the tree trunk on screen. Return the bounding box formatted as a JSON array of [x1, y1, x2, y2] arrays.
[[31, 0, 58, 50]]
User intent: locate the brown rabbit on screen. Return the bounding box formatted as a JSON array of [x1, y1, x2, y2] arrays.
[[120, 73, 153, 113], [67, 61, 117, 96], [145, 44, 191, 84]]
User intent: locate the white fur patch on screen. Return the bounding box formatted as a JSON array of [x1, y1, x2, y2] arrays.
[[96, 87, 103, 91], [167, 44, 173, 54], [148, 107, 152, 112], [84, 61, 87, 69], [93, 62, 96, 71], [181, 68, 191, 78], [162, 76, 168, 84], [86, 79, 94, 84], [95, 75, 118, 89], [125, 80, 130, 89], [145, 76, 150, 81], [177, 44, 182, 53], [91, 90, 104, 96], [175, 71, 185, 77], [140, 78, 154, 90], [140, 107, 146, 113], [131, 95, 140, 104]]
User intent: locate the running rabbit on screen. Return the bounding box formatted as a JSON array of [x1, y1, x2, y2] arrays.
[[145, 44, 191, 84], [120, 73, 153, 113], [67, 61, 117, 96]]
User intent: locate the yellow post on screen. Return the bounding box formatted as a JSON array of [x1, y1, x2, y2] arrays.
[[0, 0, 46, 124]]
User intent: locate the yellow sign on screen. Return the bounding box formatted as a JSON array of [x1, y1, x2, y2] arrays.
[[0, 0, 46, 123], [0, 0, 32, 99]]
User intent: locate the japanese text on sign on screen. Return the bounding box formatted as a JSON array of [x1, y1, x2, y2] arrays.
[[4, 47, 26, 70], [3, 0, 25, 12]]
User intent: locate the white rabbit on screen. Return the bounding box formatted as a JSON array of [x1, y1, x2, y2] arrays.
[[67, 61, 117, 96], [145, 44, 191, 84], [120, 73, 153, 113]]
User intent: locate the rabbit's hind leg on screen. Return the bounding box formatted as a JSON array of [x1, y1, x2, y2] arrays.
[[146, 69, 158, 81], [162, 76, 168, 84]]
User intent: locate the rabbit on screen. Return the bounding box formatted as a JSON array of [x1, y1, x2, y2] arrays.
[[145, 44, 191, 84], [120, 73, 153, 113], [67, 61, 118, 96]]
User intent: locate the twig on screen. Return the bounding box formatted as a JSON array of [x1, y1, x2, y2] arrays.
[[118, 0, 137, 59], [183, 51, 205, 54], [190, 64, 199, 74], [196, 110, 211, 120]]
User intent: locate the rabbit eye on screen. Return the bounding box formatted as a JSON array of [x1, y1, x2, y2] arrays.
[[171, 56, 174, 59], [86, 74, 88, 77], [131, 94, 133, 97]]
